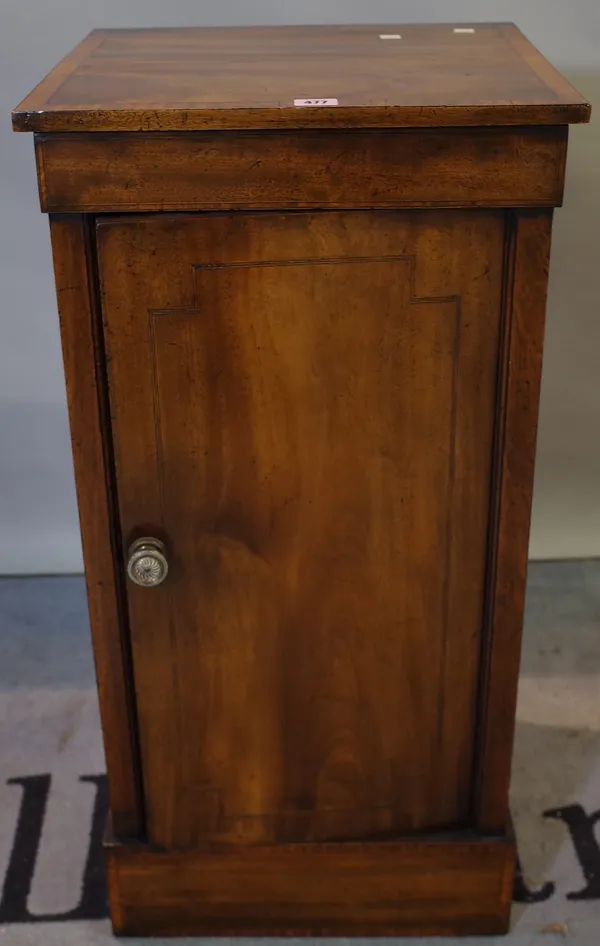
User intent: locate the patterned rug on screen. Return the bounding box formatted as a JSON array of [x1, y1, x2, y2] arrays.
[[0, 564, 598, 944]]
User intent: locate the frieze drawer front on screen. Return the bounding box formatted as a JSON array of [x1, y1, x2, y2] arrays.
[[13, 23, 589, 937]]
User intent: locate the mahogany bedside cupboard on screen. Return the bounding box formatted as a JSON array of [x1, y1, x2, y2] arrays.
[[13, 23, 590, 937]]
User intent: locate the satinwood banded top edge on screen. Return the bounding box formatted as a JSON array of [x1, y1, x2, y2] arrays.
[[13, 24, 589, 132]]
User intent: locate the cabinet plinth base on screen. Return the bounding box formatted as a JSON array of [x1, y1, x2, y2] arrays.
[[105, 829, 515, 937]]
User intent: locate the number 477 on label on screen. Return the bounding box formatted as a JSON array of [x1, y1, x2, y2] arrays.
[[293, 98, 339, 107]]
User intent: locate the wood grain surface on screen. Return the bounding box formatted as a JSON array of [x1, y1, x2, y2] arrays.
[[35, 126, 568, 214], [13, 24, 589, 133], [48, 215, 143, 837], [475, 211, 555, 831], [96, 209, 505, 850], [106, 829, 515, 935]]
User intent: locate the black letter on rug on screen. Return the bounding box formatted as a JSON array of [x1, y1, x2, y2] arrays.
[[545, 804, 600, 900], [0, 775, 51, 922], [0, 774, 109, 922], [513, 853, 555, 902]]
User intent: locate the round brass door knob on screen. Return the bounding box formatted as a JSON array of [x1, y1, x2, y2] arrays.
[[126, 537, 169, 587]]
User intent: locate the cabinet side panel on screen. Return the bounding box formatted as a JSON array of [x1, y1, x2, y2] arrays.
[[48, 214, 143, 838], [475, 210, 554, 831]]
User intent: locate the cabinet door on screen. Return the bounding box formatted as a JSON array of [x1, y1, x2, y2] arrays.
[[97, 210, 504, 849]]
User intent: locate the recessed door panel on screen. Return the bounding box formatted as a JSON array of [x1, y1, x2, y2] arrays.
[[97, 210, 504, 848]]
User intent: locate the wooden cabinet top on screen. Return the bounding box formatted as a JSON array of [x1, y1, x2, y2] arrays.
[[13, 23, 589, 133]]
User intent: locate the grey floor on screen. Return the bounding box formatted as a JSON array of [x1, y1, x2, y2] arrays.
[[0, 562, 599, 944]]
